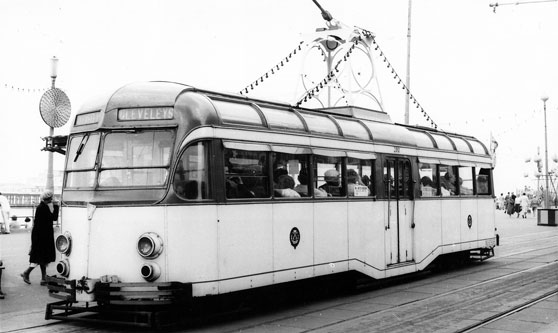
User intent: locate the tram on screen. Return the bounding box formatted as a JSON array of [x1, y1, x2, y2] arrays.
[[45, 80, 497, 325]]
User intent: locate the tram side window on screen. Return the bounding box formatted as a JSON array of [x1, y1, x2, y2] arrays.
[[439, 165, 458, 196], [458, 166, 474, 195], [383, 160, 396, 199], [347, 158, 373, 197], [174, 142, 212, 200], [476, 168, 491, 195], [225, 149, 270, 199], [399, 160, 412, 198], [419, 163, 438, 197], [272, 152, 308, 198], [314, 155, 344, 197]]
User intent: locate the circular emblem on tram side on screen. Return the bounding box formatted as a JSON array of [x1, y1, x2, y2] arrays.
[[467, 215, 473, 228], [290, 227, 300, 249]]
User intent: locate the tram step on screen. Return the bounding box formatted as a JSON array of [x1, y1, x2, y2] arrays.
[[469, 248, 494, 261], [386, 260, 416, 268]]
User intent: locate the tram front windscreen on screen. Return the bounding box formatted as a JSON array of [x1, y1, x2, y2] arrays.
[[65, 130, 174, 188]]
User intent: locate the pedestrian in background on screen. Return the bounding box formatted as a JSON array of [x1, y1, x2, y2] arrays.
[[519, 193, 530, 219], [504, 192, 511, 214], [20, 190, 58, 285], [0, 192, 11, 234], [506, 193, 515, 217], [514, 194, 522, 218]]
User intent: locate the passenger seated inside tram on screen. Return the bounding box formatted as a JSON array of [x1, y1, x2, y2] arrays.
[[274, 174, 300, 198], [347, 169, 370, 196], [319, 169, 341, 197], [420, 176, 436, 197], [226, 176, 255, 198], [294, 171, 327, 197], [477, 175, 489, 194], [440, 172, 456, 196], [361, 175, 370, 187], [273, 167, 288, 187]]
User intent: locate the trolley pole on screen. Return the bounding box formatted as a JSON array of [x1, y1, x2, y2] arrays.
[[541, 95, 550, 208], [46, 57, 58, 193]]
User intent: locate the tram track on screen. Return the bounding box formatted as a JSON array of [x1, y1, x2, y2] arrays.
[[222, 245, 558, 333], [457, 290, 558, 333], [282, 261, 558, 332]]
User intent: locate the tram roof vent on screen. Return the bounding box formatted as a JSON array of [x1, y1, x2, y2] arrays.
[[317, 106, 393, 123]]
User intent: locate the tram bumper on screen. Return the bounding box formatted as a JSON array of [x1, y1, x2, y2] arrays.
[[45, 275, 192, 326], [46, 275, 192, 304]]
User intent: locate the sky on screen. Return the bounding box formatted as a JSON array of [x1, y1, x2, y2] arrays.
[[0, 0, 557, 195]]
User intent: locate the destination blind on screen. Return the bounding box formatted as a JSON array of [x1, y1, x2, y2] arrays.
[[118, 107, 174, 121]]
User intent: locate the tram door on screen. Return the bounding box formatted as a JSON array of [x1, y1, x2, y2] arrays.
[[384, 158, 414, 265]]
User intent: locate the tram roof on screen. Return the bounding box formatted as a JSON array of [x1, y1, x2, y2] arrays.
[[71, 81, 489, 157]]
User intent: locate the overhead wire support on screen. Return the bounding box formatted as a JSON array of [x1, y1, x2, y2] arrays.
[[489, 0, 557, 13]]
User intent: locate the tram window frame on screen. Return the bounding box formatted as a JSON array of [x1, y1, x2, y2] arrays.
[[272, 152, 309, 199], [439, 165, 458, 196], [314, 155, 345, 198], [260, 107, 306, 132], [64, 133, 101, 189], [347, 158, 374, 197], [212, 100, 265, 127], [383, 159, 396, 199], [173, 141, 212, 200], [224, 148, 270, 199], [476, 167, 492, 195], [398, 160, 413, 199], [419, 162, 438, 197], [458, 166, 474, 196], [382, 158, 413, 200], [98, 130, 174, 188]]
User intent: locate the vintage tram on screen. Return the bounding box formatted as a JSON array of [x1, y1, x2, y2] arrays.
[[45, 80, 497, 326]]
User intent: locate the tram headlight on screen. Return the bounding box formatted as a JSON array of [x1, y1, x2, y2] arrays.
[[137, 232, 163, 259], [55, 232, 72, 255], [56, 259, 70, 277], [140, 262, 161, 282]]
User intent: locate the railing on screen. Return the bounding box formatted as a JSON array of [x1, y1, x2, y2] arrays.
[[3, 193, 61, 207]]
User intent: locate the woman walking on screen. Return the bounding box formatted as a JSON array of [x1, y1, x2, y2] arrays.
[[21, 190, 58, 285]]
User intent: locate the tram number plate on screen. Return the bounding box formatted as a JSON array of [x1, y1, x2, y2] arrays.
[[485, 238, 496, 247], [394, 146, 400, 153]]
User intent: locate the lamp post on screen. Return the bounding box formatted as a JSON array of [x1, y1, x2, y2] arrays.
[[525, 148, 543, 195], [46, 56, 58, 192], [404, 0, 412, 125], [541, 95, 549, 208]]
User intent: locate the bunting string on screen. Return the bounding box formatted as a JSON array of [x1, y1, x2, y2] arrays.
[[357, 27, 440, 131], [1, 82, 49, 93], [240, 41, 306, 95], [301, 74, 350, 107]]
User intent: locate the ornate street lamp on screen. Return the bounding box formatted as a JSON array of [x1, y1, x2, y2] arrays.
[[39, 57, 71, 192]]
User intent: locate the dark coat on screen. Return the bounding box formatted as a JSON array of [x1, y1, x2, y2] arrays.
[[29, 201, 59, 264]]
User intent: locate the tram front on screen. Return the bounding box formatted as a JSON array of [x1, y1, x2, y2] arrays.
[[45, 82, 209, 324]]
